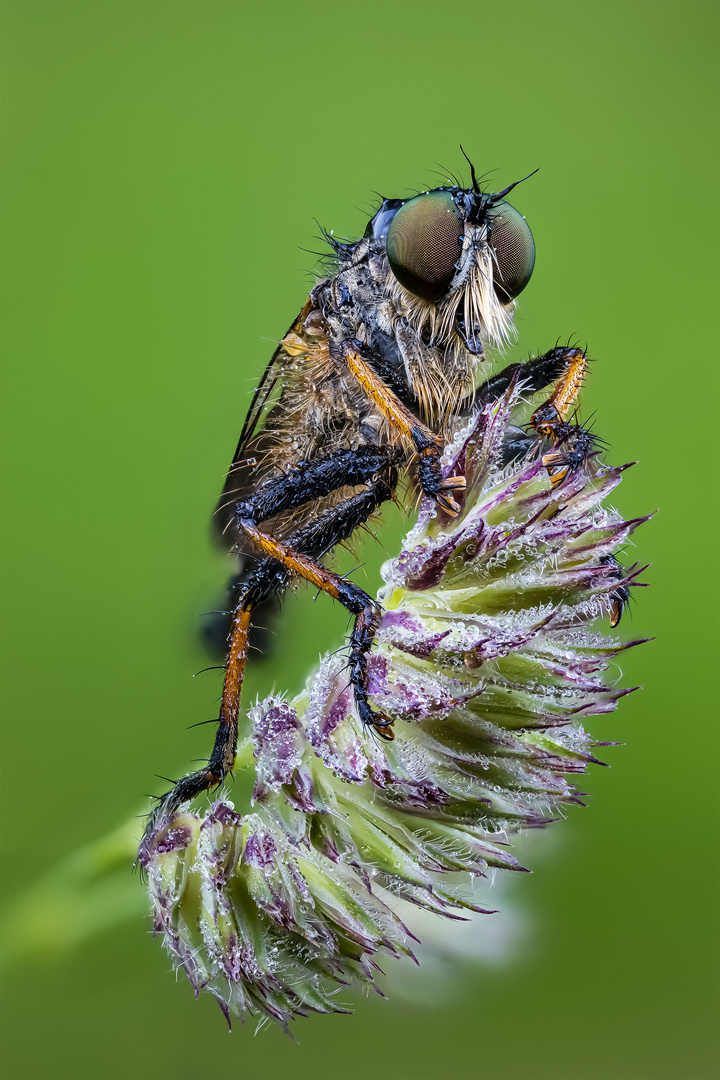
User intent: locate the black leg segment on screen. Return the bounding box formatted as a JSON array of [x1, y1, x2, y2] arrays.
[[234, 445, 400, 526]]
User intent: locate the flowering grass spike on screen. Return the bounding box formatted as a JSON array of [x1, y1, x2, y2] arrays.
[[139, 372, 647, 1029]]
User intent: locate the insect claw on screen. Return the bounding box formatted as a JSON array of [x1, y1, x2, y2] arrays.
[[438, 475, 466, 492], [370, 710, 395, 740], [435, 474, 465, 516], [436, 492, 461, 516]]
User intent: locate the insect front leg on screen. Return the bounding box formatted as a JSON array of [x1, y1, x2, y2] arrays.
[[538, 425, 597, 488], [338, 340, 466, 516], [472, 345, 586, 410], [528, 348, 598, 486]]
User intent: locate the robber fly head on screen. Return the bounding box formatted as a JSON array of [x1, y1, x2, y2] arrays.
[[363, 172, 536, 353]]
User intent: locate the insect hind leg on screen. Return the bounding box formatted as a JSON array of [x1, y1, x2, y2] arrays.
[[143, 465, 398, 837], [238, 470, 398, 737], [201, 559, 279, 661], [141, 568, 283, 840]]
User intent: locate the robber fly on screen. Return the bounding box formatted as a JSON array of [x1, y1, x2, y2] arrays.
[[147, 156, 606, 829]]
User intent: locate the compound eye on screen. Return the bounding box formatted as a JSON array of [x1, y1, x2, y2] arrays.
[[488, 201, 535, 302], [386, 191, 463, 302]]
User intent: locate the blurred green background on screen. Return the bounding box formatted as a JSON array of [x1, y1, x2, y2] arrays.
[[1, 2, 718, 1078]]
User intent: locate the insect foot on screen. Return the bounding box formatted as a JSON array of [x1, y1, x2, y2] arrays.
[[416, 443, 467, 517], [140, 372, 649, 1030]]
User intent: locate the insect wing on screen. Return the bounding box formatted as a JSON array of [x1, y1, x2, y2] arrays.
[[213, 304, 312, 547]]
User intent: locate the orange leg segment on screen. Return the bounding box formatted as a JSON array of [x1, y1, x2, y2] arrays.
[[237, 520, 394, 738], [340, 341, 465, 516], [215, 605, 253, 774], [238, 521, 347, 600], [547, 347, 587, 420]]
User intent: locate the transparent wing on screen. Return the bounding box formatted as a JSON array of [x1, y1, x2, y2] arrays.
[[213, 302, 312, 546]]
